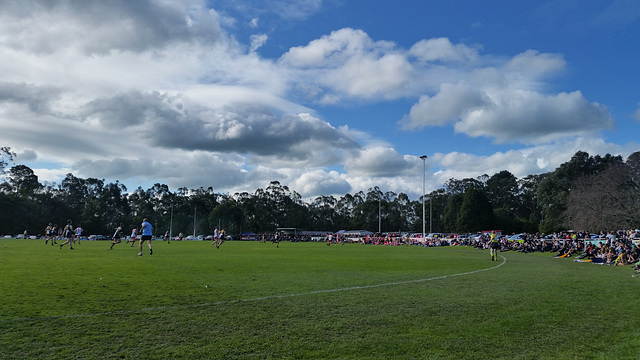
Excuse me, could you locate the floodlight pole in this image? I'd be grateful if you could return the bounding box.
[169,205,173,240]
[420,155,428,240]
[378,197,381,234]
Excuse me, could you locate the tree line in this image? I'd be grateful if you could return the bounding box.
[1,147,639,237]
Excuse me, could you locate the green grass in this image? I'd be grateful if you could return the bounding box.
[1,239,639,359]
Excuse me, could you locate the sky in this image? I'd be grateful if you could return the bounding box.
[1,0,639,201]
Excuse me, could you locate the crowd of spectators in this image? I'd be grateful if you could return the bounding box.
[267,229,640,271]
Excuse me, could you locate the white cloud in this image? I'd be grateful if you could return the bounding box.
[250,34,268,52]
[456,90,613,143]
[289,170,351,198]
[32,167,73,184]
[0,2,632,202]
[401,82,489,128]
[279,28,387,67]
[279,28,413,100]
[15,149,37,162]
[402,49,613,144]
[430,136,626,184]
[0,0,223,55]
[344,147,415,177]
[408,37,479,63]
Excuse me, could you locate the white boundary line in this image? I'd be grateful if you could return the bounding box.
[2,255,506,323]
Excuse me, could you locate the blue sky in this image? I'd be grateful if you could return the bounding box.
[1,0,639,200]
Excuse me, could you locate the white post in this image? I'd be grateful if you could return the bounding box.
[420,155,428,240]
[169,205,173,239]
[378,197,381,234]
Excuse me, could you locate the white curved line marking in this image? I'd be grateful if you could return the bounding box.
[2,255,506,323]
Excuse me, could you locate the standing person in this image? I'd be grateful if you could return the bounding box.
[490,230,500,261]
[74,224,83,244]
[163,229,170,244]
[138,218,153,256]
[59,220,75,250]
[129,227,137,247]
[108,224,124,250]
[273,232,280,248]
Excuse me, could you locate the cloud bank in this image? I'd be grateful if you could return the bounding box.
[0,0,630,201]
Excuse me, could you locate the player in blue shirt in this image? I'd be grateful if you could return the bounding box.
[138,218,153,256]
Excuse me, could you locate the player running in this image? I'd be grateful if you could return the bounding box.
[210,228,219,246]
[138,218,153,256]
[59,220,75,250]
[44,223,53,245]
[128,227,137,247]
[108,224,124,250]
[214,229,226,248]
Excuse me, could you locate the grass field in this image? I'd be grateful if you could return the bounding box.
[1,239,639,359]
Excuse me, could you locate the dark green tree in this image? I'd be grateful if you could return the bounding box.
[6,165,42,197]
[538,151,623,233]
[442,193,463,232]
[455,188,494,233]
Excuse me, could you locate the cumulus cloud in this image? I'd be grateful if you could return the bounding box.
[344,147,416,177]
[408,37,479,63]
[15,149,37,162]
[430,136,624,184]
[250,34,268,51]
[0,0,223,55]
[280,28,392,67]
[0,81,62,114]
[0,1,629,201]
[503,50,565,79]
[401,82,489,127]
[83,90,181,128]
[289,169,351,198]
[456,90,613,143]
[0,1,353,195]
[143,103,360,159]
[73,151,249,191]
[279,28,414,100]
[401,49,613,144]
